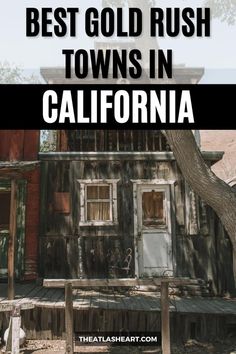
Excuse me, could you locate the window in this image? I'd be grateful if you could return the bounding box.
[142,190,166,227]
[78,179,119,226]
[86,185,111,222]
[0,191,11,232]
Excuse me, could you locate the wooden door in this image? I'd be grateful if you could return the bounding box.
[137,185,173,277]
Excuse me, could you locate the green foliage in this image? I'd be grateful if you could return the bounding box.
[0,62,40,84]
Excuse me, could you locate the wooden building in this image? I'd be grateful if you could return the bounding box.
[0,130,40,281]
[39,130,236,295]
[38,68,236,296]
[0,75,234,298]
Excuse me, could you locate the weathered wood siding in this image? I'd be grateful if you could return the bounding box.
[0,170,40,281]
[0,130,39,161]
[40,156,235,295]
[0,130,40,280]
[173,171,235,295]
[23,168,40,280]
[64,130,170,152]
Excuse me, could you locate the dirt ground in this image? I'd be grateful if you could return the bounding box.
[1,339,236,354]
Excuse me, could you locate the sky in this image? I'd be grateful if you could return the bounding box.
[0,0,235,82]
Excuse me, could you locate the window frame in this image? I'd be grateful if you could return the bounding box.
[78,179,119,226]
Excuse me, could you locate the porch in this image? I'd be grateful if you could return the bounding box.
[0,282,236,342]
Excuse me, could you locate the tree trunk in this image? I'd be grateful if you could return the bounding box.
[165,130,236,282]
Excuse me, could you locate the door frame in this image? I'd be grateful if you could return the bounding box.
[132,179,176,278]
[0,179,27,279]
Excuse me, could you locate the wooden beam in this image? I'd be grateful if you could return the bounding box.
[0,303,34,312]
[8,180,17,300]
[44,278,153,288]
[161,281,170,354]
[44,277,191,288]
[153,278,191,286]
[6,305,21,354]
[9,131,25,161]
[57,130,68,152]
[65,282,74,354]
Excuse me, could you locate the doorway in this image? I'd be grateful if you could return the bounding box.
[135,184,173,277]
[0,180,26,279]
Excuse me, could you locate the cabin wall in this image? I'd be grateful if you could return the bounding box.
[22,167,40,280]
[40,158,175,278]
[39,157,235,295]
[173,169,235,295]
[0,130,40,280]
[0,130,39,161]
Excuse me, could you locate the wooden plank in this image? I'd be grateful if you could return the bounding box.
[8,180,18,300]
[23,130,40,159]
[57,130,68,152]
[50,278,191,288]
[15,179,27,280]
[9,131,25,161]
[153,278,192,286]
[0,301,34,312]
[6,305,21,354]
[44,277,190,288]
[65,282,74,354]
[161,281,170,354]
[39,151,224,162]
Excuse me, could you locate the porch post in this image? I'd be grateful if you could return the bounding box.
[5,305,21,354]
[161,281,170,354]
[65,281,74,354]
[8,179,17,300]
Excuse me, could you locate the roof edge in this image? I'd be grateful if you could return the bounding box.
[39,151,224,163]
